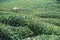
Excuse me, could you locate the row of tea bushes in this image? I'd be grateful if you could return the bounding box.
[23,35,60,40]
[0,15,28,27]
[34,18,60,26]
[0,23,33,40]
[41,18,60,26]
[27,20,60,35]
[36,12,60,19]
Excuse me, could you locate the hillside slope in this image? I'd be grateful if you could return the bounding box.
[0,0,60,40]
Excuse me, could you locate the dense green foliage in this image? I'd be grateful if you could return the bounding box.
[0,0,60,40]
[23,35,60,40]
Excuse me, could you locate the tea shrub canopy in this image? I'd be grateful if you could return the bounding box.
[0,0,60,40]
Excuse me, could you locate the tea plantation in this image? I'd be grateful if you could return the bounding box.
[0,0,60,40]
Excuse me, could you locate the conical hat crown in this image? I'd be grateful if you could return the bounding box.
[13,6,19,9]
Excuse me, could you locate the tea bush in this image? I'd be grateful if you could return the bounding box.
[57,0,60,3]
[0,30,11,40]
